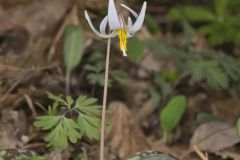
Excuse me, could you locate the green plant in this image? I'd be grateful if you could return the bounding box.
[185,60,229,90]
[0,150,6,160]
[84,52,128,87]
[145,38,240,91]
[168,0,240,46]
[64,24,84,94]
[34,92,104,149]
[160,95,187,143]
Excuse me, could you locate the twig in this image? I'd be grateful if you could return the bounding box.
[193,145,208,160]
[100,38,111,160]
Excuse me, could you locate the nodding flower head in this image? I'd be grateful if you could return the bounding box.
[84,0,147,57]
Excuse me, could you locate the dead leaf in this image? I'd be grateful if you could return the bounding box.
[135,99,154,123]
[0,0,72,39]
[107,101,150,159]
[190,122,240,152]
[0,109,27,148]
[211,99,240,124]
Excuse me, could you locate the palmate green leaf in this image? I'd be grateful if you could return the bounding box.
[64,25,84,71]
[48,101,59,115]
[46,92,67,106]
[77,106,102,116]
[185,60,229,90]
[44,117,82,149]
[62,118,82,143]
[75,96,98,107]
[66,96,74,107]
[34,116,60,130]
[45,119,68,149]
[160,95,187,142]
[77,115,100,140]
[127,37,145,62]
[206,66,229,90]
[217,54,240,81]
[110,70,128,85]
[87,73,107,86]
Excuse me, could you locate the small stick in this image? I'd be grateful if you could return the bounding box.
[100,38,111,160]
[193,145,208,160]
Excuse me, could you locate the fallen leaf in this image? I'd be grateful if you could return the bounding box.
[211,99,240,124]
[0,109,27,148]
[107,101,150,159]
[190,122,240,152]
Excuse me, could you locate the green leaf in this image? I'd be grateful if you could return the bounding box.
[75,96,98,107]
[185,60,229,90]
[34,116,60,130]
[145,14,161,34]
[215,0,229,20]
[237,118,240,137]
[66,96,74,107]
[46,92,67,105]
[45,119,68,149]
[63,118,82,143]
[160,95,187,142]
[183,21,194,46]
[48,101,59,115]
[127,37,144,61]
[168,6,216,22]
[110,70,128,85]
[64,25,84,71]
[217,54,240,81]
[196,112,219,125]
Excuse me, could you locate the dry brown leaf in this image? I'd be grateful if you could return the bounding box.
[0,0,72,39]
[215,149,240,160]
[0,109,27,148]
[190,122,240,152]
[211,99,240,124]
[135,99,154,123]
[107,101,150,159]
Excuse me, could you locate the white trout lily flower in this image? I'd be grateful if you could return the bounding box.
[84,0,147,57]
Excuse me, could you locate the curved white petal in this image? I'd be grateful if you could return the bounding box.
[127,32,134,38]
[129,1,147,33]
[100,15,108,34]
[108,0,122,30]
[84,11,117,38]
[127,17,133,28]
[121,4,138,18]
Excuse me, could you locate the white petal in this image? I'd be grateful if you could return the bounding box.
[129,1,147,33]
[127,32,134,38]
[108,0,122,30]
[84,11,117,38]
[128,17,133,28]
[121,4,138,18]
[100,15,108,34]
[122,49,127,56]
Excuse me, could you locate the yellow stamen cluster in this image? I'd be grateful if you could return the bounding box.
[117,29,127,52]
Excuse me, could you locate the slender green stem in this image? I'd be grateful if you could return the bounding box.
[65,69,71,95]
[162,131,168,144]
[100,38,111,160]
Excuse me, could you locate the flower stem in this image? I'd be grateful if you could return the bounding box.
[100,38,111,160]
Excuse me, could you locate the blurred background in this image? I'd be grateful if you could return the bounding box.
[0,0,240,159]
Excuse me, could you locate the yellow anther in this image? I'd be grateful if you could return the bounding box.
[117,29,127,52]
